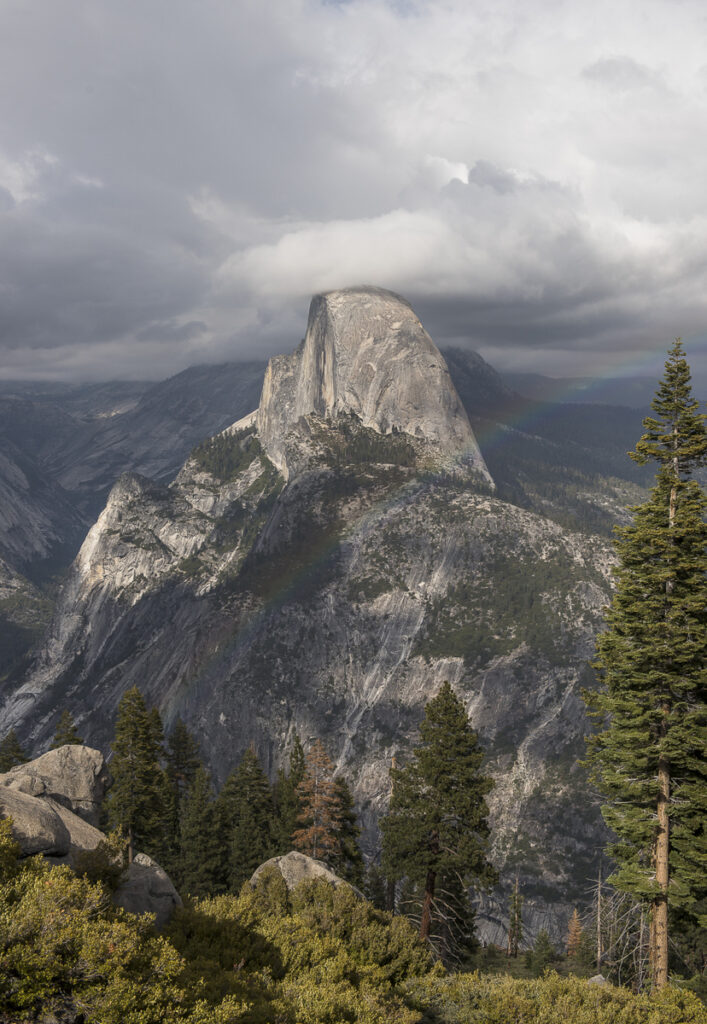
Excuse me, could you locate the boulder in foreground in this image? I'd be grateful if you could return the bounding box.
[0,743,109,826]
[250,850,364,897]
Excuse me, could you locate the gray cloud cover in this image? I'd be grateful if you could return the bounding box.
[0,0,706,386]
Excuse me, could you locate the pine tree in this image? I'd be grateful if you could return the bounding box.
[217,746,275,891]
[272,734,306,853]
[567,908,583,958]
[292,739,341,862]
[179,765,223,896]
[532,929,557,977]
[104,687,166,863]
[0,729,29,771]
[162,717,202,875]
[165,718,202,804]
[49,710,83,749]
[507,876,523,958]
[585,340,707,989]
[329,777,365,886]
[380,681,496,946]
[364,863,388,910]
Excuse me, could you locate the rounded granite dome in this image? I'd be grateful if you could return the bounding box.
[255,286,492,482]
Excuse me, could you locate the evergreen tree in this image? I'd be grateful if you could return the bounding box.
[567,908,583,958]
[531,929,557,977]
[381,682,496,946]
[506,876,523,958]
[165,718,202,803]
[0,729,29,771]
[49,710,83,749]
[104,687,166,863]
[585,340,707,989]
[272,734,306,852]
[292,739,341,862]
[364,863,388,911]
[162,717,202,875]
[576,927,597,975]
[330,777,365,886]
[178,765,223,896]
[217,746,275,891]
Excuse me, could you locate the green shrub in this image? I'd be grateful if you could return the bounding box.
[73,829,127,890]
[406,971,707,1024]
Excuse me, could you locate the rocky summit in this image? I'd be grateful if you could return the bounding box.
[254,286,491,482]
[0,287,616,942]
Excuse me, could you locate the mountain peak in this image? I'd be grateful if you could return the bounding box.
[255,286,492,482]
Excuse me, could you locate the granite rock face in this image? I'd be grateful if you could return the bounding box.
[256,287,491,482]
[0,744,110,827]
[250,851,360,895]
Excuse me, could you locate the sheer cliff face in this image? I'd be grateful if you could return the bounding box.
[256,287,490,482]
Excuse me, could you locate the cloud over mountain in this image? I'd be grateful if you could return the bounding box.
[0,0,705,385]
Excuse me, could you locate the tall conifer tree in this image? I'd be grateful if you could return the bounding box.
[217,746,275,891]
[507,876,523,958]
[273,734,306,852]
[381,682,496,946]
[162,717,202,874]
[585,340,707,988]
[330,777,365,886]
[105,687,166,863]
[165,718,202,804]
[179,765,223,896]
[292,739,341,861]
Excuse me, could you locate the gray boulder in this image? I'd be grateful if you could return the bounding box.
[43,798,107,866]
[0,785,70,856]
[250,850,363,897]
[0,744,109,826]
[114,852,182,929]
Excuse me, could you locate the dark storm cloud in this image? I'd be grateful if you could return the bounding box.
[0,0,706,384]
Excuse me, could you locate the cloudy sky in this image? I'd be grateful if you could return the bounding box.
[1,0,706,387]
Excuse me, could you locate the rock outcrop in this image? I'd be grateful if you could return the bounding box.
[0,744,110,826]
[0,746,181,927]
[255,286,491,482]
[0,786,71,857]
[250,851,362,896]
[114,853,182,929]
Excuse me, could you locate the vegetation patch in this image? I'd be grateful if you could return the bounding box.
[191,424,261,482]
[415,555,586,666]
[314,414,419,469]
[347,574,396,602]
[406,970,707,1024]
